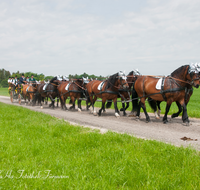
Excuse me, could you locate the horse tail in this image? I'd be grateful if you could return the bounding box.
[147,97,157,112]
[106,100,112,108]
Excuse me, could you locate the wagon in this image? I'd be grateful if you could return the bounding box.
[9,84,23,104]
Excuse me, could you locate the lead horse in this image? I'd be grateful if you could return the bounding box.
[86,71,129,117]
[134,65,200,125]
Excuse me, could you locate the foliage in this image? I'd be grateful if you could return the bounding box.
[69,72,106,80]
[0,68,106,87]
[0,69,11,87]
[0,102,200,189]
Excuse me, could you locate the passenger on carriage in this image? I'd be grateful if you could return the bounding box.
[19,74,26,86]
[26,76,30,82]
[29,75,36,83]
[7,76,12,84]
[12,76,18,91]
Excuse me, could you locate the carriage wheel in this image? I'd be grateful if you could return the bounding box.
[18,94,21,105]
[10,91,14,103]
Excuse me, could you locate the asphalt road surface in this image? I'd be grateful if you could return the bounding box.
[1,95,200,150]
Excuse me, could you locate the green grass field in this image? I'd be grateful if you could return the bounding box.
[1,87,200,118]
[0,102,200,189]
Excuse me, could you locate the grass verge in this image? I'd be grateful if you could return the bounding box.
[0,102,200,189]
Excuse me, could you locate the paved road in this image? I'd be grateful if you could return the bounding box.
[1,95,200,150]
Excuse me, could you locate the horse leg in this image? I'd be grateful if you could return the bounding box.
[156,101,161,117]
[140,99,150,122]
[69,97,75,110]
[130,89,139,116]
[77,99,82,112]
[181,102,189,125]
[89,95,97,115]
[163,103,171,124]
[98,99,106,116]
[113,98,120,117]
[28,95,31,105]
[39,95,43,109]
[57,97,59,107]
[45,97,48,105]
[171,101,182,118]
[121,102,126,116]
[122,102,129,116]
[148,97,160,119]
[49,95,55,109]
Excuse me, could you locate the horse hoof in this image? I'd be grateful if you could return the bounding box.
[183,121,190,126]
[163,120,168,124]
[158,110,161,117]
[128,112,137,117]
[135,116,140,121]
[93,111,97,116]
[41,106,43,109]
[78,108,82,112]
[115,113,120,118]
[25,103,27,106]
[123,113,127,117]
[103,110,106,113]
[156,117,160,119]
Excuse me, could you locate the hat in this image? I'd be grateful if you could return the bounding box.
[11,76,14,78]
[21,73,24,76]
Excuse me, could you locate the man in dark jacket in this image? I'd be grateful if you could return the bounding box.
[19,74,26,86]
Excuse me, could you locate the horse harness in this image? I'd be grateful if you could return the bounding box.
[141,76,193,101]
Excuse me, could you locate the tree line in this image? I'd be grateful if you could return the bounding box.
[0,69,106,87]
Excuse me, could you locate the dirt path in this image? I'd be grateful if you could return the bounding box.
[1,95,200,150]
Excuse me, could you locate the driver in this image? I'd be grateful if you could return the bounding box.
[18,74,26,88]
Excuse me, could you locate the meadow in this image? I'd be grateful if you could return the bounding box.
[0,102,200,189]
[1,87,200,118]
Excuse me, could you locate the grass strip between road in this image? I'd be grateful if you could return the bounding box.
[0,102,200,189]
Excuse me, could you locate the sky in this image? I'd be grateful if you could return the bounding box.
[0,0,200,77]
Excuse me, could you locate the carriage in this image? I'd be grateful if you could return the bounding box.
[9,84,23,104]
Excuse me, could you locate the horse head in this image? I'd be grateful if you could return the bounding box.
[127,69,141,88]
[171,64,200,88]
[187,64,200,88]
[82,77,90,88]
[117,71,129,89]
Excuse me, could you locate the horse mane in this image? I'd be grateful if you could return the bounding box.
[105,73,118,90]
[128,71,134,76]
[170,65,188,77]
[50,76,57,83]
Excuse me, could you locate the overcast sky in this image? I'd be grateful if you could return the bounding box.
[0,0,200,77]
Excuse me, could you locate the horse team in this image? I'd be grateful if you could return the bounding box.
[18,64,200,126]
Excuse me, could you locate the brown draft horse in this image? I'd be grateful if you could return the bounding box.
[86,71,129,117]
[134,65,200,125]
[148,87,193,119]
[106,70,139,116]
[58,78,88,111]
[22,83,38,105]
[36,79,60,109]
[118,70,140,116]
